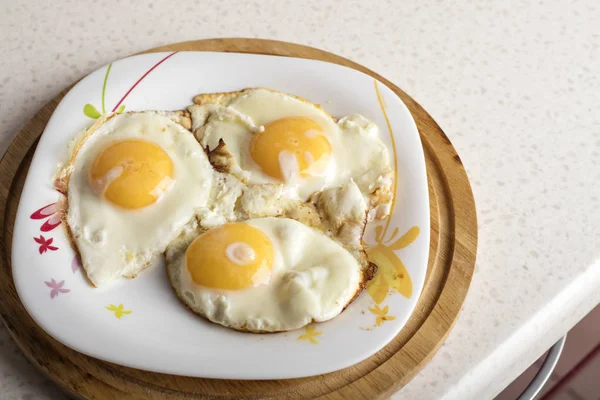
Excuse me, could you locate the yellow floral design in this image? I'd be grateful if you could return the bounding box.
[297,325,322,344]
[105,304,132,319]
[365,81,420,305]
[364,226,419,303]
[369,304,396,326]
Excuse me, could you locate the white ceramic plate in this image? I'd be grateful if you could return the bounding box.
[12,51,429,380]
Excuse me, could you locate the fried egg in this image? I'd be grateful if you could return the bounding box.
[188,88,394,219]
[57,111,219,286]
[166,217,368,332]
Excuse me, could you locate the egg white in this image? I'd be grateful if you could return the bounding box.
[166,217,363,332]
[66,112,215,286]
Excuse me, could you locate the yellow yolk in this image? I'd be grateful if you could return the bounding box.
[186,223,274,290]
[89,139,174,209]
[250,117,332,180]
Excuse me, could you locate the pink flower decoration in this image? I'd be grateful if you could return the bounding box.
[34,235,58,254]
[72,255,81,273]
[45,279,70,299]
[30,203,62,232]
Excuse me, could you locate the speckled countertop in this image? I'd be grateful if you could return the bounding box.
[1,1,599,399]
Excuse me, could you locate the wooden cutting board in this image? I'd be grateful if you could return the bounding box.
[0,38,477,400]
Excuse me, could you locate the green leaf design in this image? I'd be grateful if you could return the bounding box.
[116,105,126,114]
[83,104,101,119]
[102,63,112,114]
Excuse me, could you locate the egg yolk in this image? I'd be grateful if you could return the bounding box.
[250,117,332,181]
[186,223,274,290]
[89,139,174,209]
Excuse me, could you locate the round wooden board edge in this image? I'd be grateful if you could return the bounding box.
[0,38,477,400]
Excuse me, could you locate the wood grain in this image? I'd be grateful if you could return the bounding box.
[0,39,477,400]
